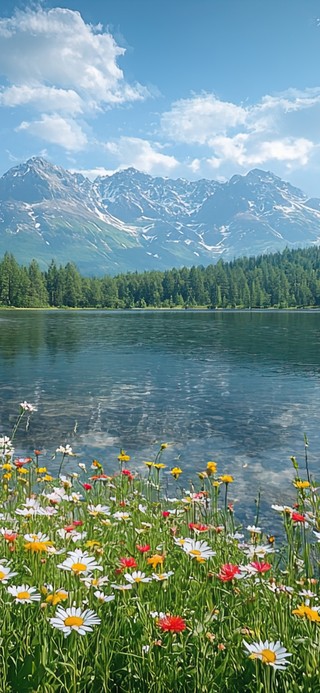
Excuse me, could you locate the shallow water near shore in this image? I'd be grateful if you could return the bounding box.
[0,309,319,526]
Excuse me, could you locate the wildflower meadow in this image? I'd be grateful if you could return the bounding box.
[0,403,319,692]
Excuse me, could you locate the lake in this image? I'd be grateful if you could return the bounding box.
[0,309,319,525]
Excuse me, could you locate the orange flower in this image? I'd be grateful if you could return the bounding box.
[147,554,164,569]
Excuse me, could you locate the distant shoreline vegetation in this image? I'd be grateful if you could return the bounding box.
[1,246,320,309]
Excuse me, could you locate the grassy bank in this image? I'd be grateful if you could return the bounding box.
[0,406,319,692]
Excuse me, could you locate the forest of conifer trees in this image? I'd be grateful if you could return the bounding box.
[1,246,320,309]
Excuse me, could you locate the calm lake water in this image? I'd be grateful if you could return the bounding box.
[0,309,319,524]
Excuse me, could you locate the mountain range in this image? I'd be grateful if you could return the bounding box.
[0,157,320,275]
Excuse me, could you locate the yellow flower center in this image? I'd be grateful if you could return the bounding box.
[134,576,142,582]
[0,571,6,580]
[261,649,276,664]
[71,562,87,573]
[17,591,30,600]
[190,549,201,556]
[64,616,84,627]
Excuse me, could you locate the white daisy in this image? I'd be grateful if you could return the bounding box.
[313,530,320,542]
[113,511,130,521]
[81,575,109,589]
[124,571,152,584]
[20,401,37,412]
[247,525,262,534]
[8,584,41,603]
[152,571,174,581]
[57,549,102,575]
[0,563,17,583]
[110,583,132,591]
[49,606,100,637]
[243,544,275,560]
[243,639,292,670]
[87,504,110,516]
[93,591,115,603]
[182,538,216,561]
[56,445,74,456]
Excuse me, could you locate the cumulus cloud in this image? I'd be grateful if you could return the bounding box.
[161,93,247,144]
[0,6,148,150]
[161,89,320,172]
[103,137,179,174]
[17,114,88,151]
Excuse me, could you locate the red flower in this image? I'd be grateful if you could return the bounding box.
[217,563,240,582]
[122,469,133,480]
[82,483,92,490]
[119,500,127,507]
[162,511,170,518]
[136,544,151,553]
[188,523,209,532]
[250,561,271,573]
[157,615,186,633]
[64,524,75,533]
[14,457,31,468]
[73,520,83,527]
[3,532,18,543]
[291,512,306,523]
[119,557,137,569]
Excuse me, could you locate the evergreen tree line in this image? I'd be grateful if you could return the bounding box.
[1,246,320,309]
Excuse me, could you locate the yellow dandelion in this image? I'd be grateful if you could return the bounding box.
[293,480,310,489]
[154,463,166,470]
[207,461,217,474]
[36,467,47,473]
[292,604,320,622]
[170,467,182,479]
[17,467,29,475]
[147,554,164,569]
[219,474,234,484]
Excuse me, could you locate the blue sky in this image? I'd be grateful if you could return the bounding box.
[1,1,320,193]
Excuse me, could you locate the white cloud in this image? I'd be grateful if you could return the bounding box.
[103,137,179,174]
[70,167,116,180]
[17,114,88,151]
[0,6,148,151]
[0,7,147,106]
[0,85,83,114]
[161,93,247,144]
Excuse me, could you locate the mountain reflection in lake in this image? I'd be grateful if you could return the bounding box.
[0,309,319,525]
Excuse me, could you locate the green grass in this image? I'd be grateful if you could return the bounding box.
[0,409,318,692]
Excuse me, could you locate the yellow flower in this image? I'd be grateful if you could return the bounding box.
[212,481,221,488]
[17,467,29,475]
[92,459,102,469]
[36,467,47,473]
[85,540,101,548]
[42,474,54,482]
[292,604,320,622]
[147,554,164,569]
[3,473,12,481]
[24,533,53,553]
[170,467,182,479]
[2,463,13,471]
[144,461,154,468]
[293,480,310,489]
[154,463,166,470]
[45,590,68,606]
[118,450,130,462]
[160,443,168,450]
[219,474,234,484]
[207,461,217,474]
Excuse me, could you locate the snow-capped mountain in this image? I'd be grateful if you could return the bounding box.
[1,157,320,274]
